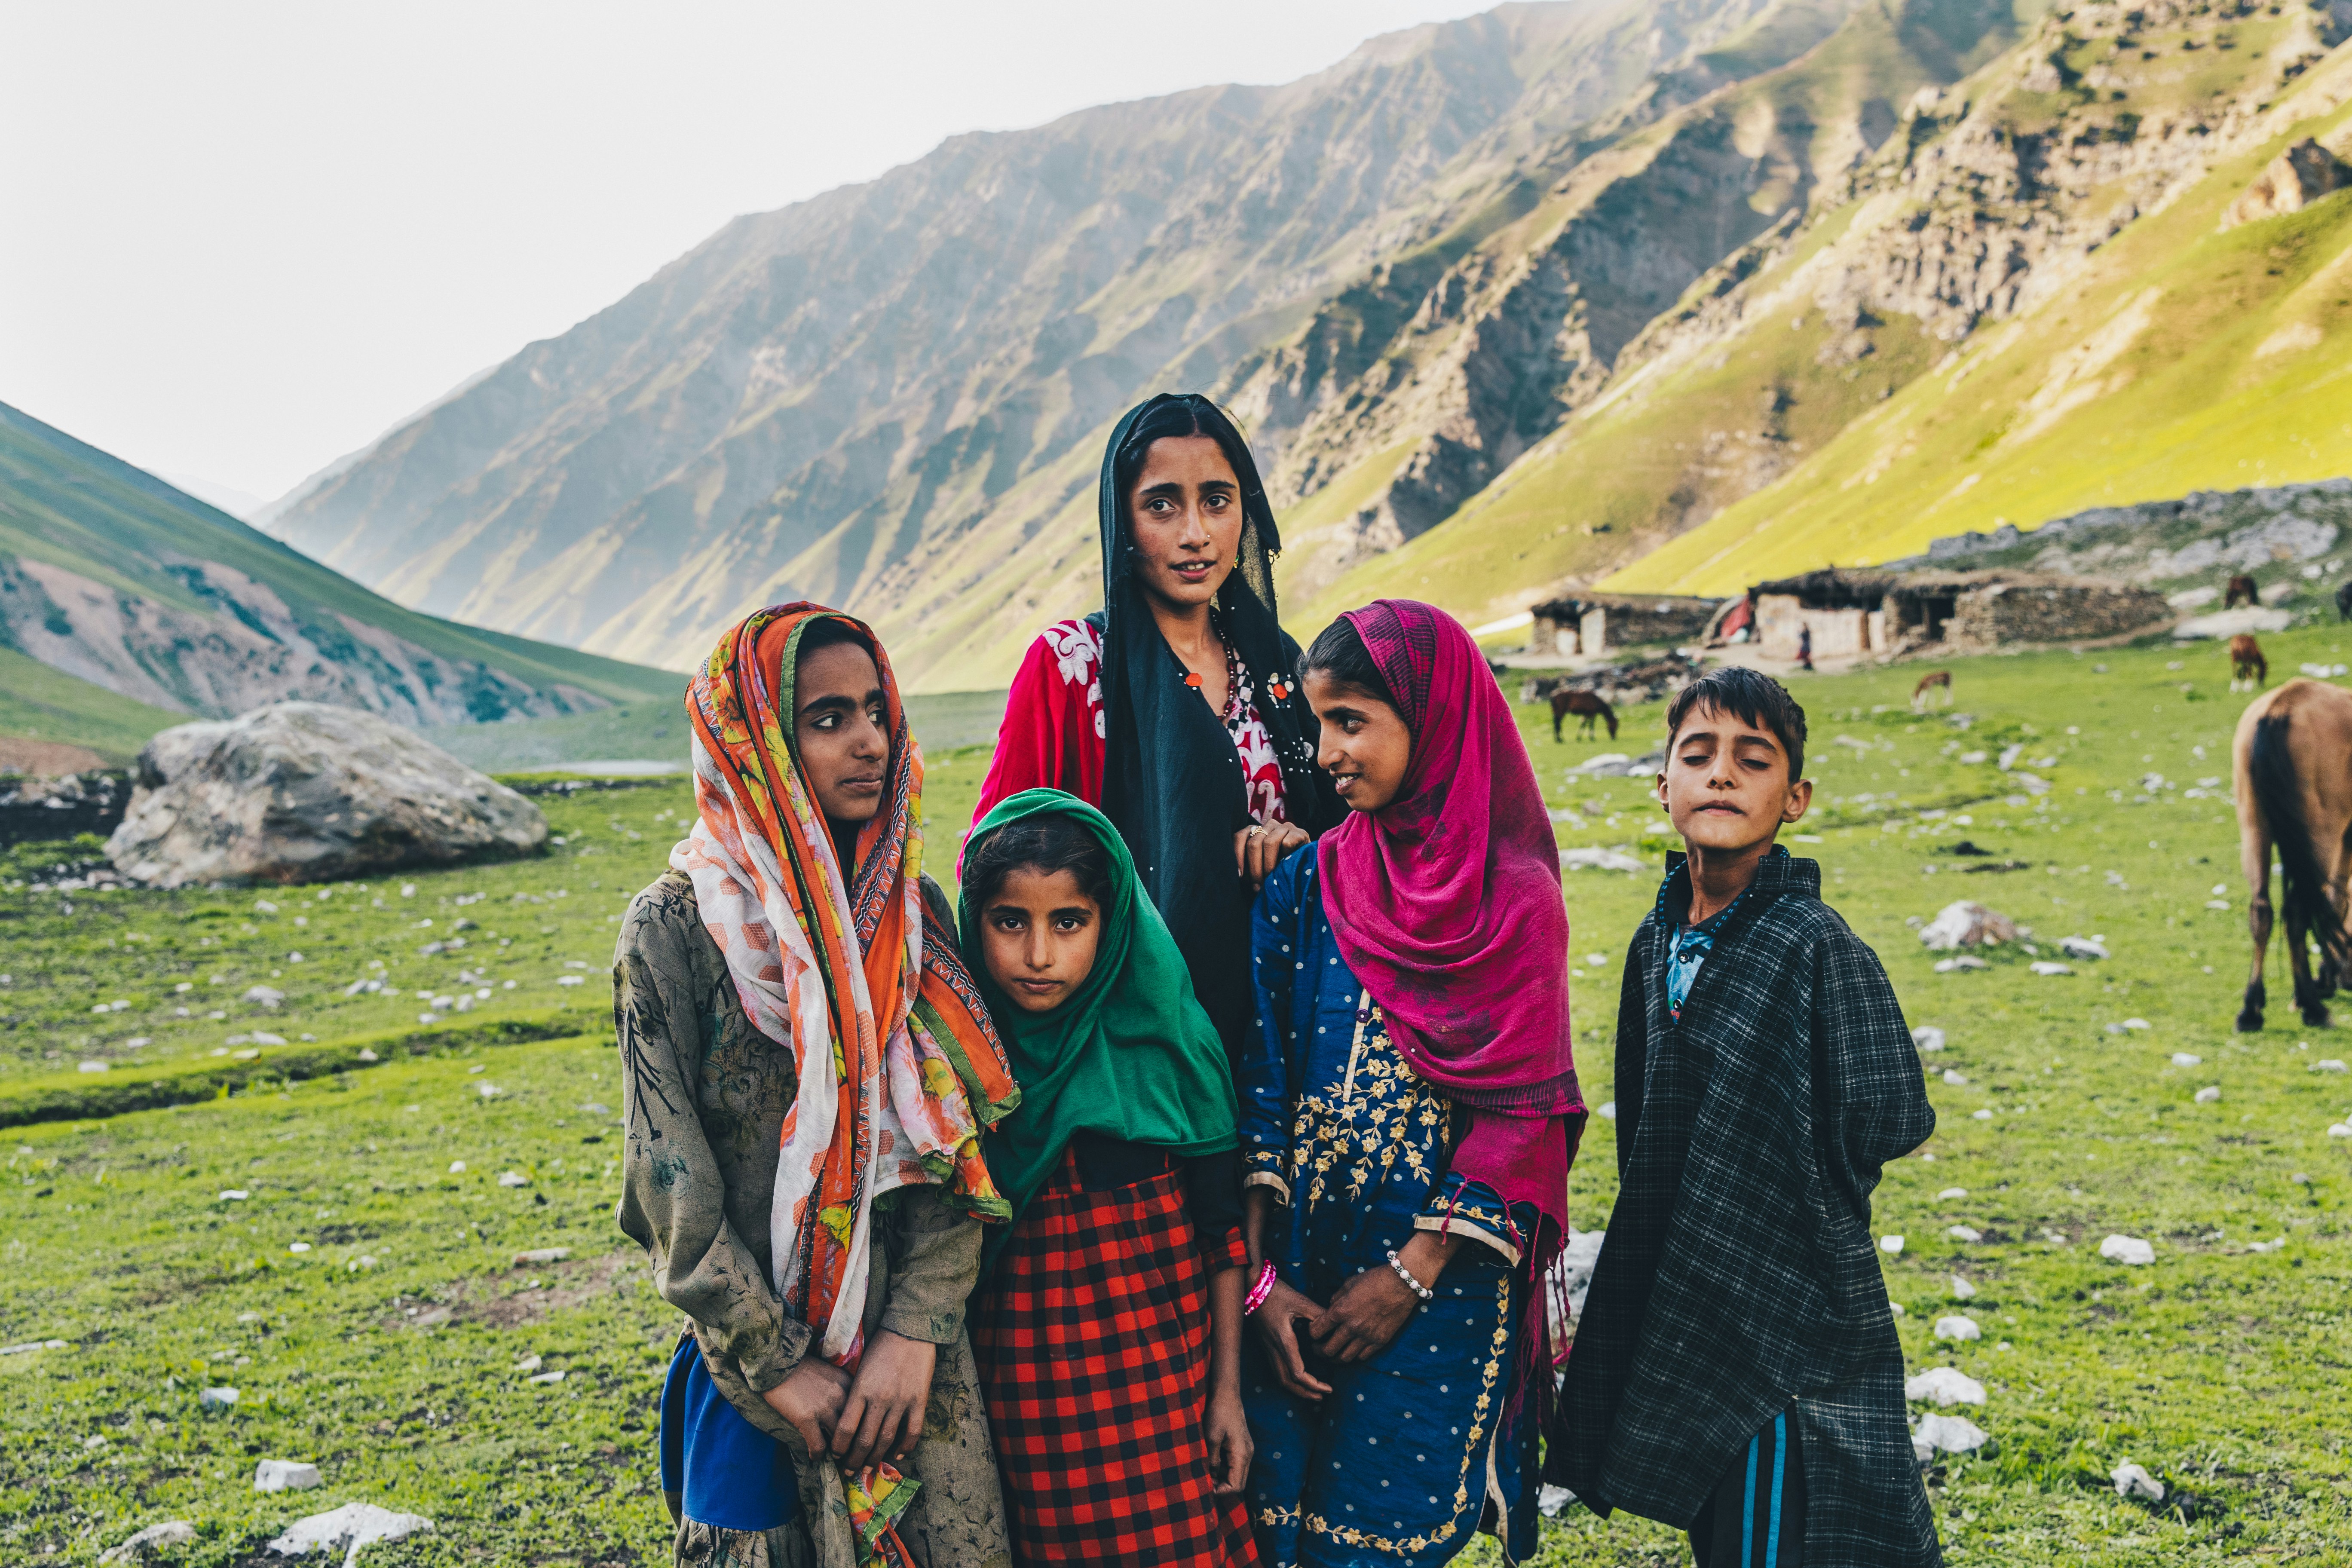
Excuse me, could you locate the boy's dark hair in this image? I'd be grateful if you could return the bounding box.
[964,815,1115,914]
[1663,666,1807,780]
[1298,616,1398,709]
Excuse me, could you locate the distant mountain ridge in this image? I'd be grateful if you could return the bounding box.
[0,400,678,734]
[260,0,2352,686]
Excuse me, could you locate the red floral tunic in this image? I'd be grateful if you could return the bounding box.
[972,619,1287,841]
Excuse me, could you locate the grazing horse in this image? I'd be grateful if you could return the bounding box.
[2225,574,2261,609]
[1911,670,1951,709]
[2233,679,2352,1030]
[2230,634,2268,692]
[1551,689,1619,741]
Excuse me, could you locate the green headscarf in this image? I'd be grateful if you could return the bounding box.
[958,789,1237,1272]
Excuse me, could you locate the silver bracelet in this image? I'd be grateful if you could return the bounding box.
[1384,1248,1434,1304]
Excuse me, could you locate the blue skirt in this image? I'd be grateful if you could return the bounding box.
[659,1333,797,1534]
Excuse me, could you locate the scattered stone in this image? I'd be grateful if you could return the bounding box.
[288,1242,311,1255]
[2176,606,2294,639]
[1881,1235,1905,1255]
[1937,1187,1968,1200]
[356,1049,379,1063]
[1918,901,2016,951]
[251,1032,287,1047]
[0,1338,67,1356]
[1556,1228,1605,1319]
[476,1083,501,1099]
[2316,1059,2349,1073]
[1912,1412,1989,1458]
[497,1171,528,1188]
[1596,1101,1616,1120]
[527,1370,566,1385]
[264,1501,433,1564]
[1933,1314,1981,1341]
[218,1190,248,1201]
[109,702,548,887]
[2219,137,2349,230]
[1947,1225,1983,1243]
[1941,1069,1968,1086]
[1904,1367,1987,1407]
[1559,847,1645,873]
[2030,961,2073,976]
[2248,1237,2286,1253]
[254,1458,322,1491]
[580,1102,610,1115]
[2111,1460,2165,1502]
[2100,1234,2156,1266]
[99,1521,196,1563]
[198,1386,239,1412]
[1950,1274,1977,1300]
[2326,1122,2351,1138]
[1935,956,1989,973]
[513,1354,543,1374]
[1537,1484,1576,1518]
[557,975,585,987]
[2120,1018,2151,1031]
[511,1247,571,1265]
[448,1161,466,1173]
[2171,1053,2202,1067]
[2195,1086,2222,1103]
[77,1060,109,1074]
[1972,1108,1993,1120]
[2057,936,2108,960]
[1912,1026,1946,1053]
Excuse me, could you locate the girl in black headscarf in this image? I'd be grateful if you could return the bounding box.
[971,393,1339,1056]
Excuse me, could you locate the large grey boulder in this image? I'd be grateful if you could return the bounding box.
[107,702,546,887]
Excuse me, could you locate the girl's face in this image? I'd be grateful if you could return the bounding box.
[1126,435,1243,612]
[793,640,891,826]
[979,865,1104,1014]
[1304,670,1413,813]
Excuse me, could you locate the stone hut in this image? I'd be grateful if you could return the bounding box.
[1747,568,2170,659]
[1528,593,1724,656]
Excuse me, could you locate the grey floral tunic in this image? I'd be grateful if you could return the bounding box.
[614,869,1012,1568]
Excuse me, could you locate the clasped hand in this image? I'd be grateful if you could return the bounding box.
[1247,1264,1424,1402]
[1234,821,1311,891]
[760,1329,936,1471]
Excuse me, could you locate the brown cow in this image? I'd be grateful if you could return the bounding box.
[2231,634,2268,692]
[2225,574,2261,609]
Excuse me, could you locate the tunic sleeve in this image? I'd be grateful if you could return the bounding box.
[876,1185,983,1347]
[614,888,812,1392]
[1412,1173,1538,1266]
[1240,849,1307,1201]
[970,626,1106,843]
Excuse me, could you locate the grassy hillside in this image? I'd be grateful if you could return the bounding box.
[0,652,182,767]
[8,636,2352,1562]
[1305,3,2352,619]
[0,401,680,718]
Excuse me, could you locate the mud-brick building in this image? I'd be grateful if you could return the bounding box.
[1529,592,1723,656]
[1746,569,2170,659]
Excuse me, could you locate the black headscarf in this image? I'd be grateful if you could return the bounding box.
[1088,393,1341,1054]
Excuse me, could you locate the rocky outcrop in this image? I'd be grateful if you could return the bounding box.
[1901,478,2352,591]
[2220,137,2350,228]
[0,770,130,847]
[107,702,547,887]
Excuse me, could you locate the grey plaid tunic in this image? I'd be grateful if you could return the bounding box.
[1550,851,1941,1568]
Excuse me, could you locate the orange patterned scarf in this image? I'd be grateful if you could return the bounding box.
[674,603,1017,1367]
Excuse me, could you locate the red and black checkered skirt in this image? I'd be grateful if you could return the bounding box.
[972,1148,1257,1566]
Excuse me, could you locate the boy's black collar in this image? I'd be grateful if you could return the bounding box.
[1657,843,1818,922]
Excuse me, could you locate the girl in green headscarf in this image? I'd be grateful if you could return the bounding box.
[959,789,1259,1566]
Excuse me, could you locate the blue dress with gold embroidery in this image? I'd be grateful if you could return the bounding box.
[1239,846,1541,1568]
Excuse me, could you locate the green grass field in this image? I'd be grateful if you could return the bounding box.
[7,633,2352,1565]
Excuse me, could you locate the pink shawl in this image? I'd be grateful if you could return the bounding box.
[1317,599,1583,1249]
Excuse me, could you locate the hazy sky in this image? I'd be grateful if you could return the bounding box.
[2,1,1495,509]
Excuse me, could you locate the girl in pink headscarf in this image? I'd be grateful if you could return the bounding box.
[1235,599,1585,1568]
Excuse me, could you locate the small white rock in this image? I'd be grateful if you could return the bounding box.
[2120,1018,2151,1031]
[2111,1461,2165,1502]
[1537,1483,1576,1518]
[1950,1274,1977,1299]
[218,1190,249,1202]
[1933,1314,1981,1341]
[1972,1109,1993,1121]
[2030,961,2073,976]
[2100,1234,2156,1266]
[1904,1367,1987,1407]
[1914,1412,1990,1454]
[527,1369,566,1385]
[1912,1026,1947,1053]
[100,1520,196,1563]
[512,1247,571,1265]
[2171,1052,2202,1067]
[198,1386,239,1411]
[264,1501,432,1561]
[2058,935,2110,960]
[254,1458,322,1491]
[1941,1069,1969,1086]
[2316,1059,2349,1073]
[476,1083,501,1099]
[1596,1101,1616,1121]
[356,1048,379,1063]
[1937,1187,1968,1200]
[2327,1123,2352,1139]
[1947,1225,1983,1243]
[287,1242,311,1254]
[497,1171,529,1188]
[77,1060,109,1074]
[2195,1086,2221,1103]
[513,1354,543,1374]
[1880,1234,1905,1255]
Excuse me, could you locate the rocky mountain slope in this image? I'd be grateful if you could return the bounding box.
[267,0,2058,688]
[1345,0,2352,611]
[0,401,677,738]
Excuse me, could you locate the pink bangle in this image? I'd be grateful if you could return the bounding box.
[1241,1259,1278,1316]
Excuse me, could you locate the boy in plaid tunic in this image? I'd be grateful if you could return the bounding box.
[1551,668,1941,1568]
